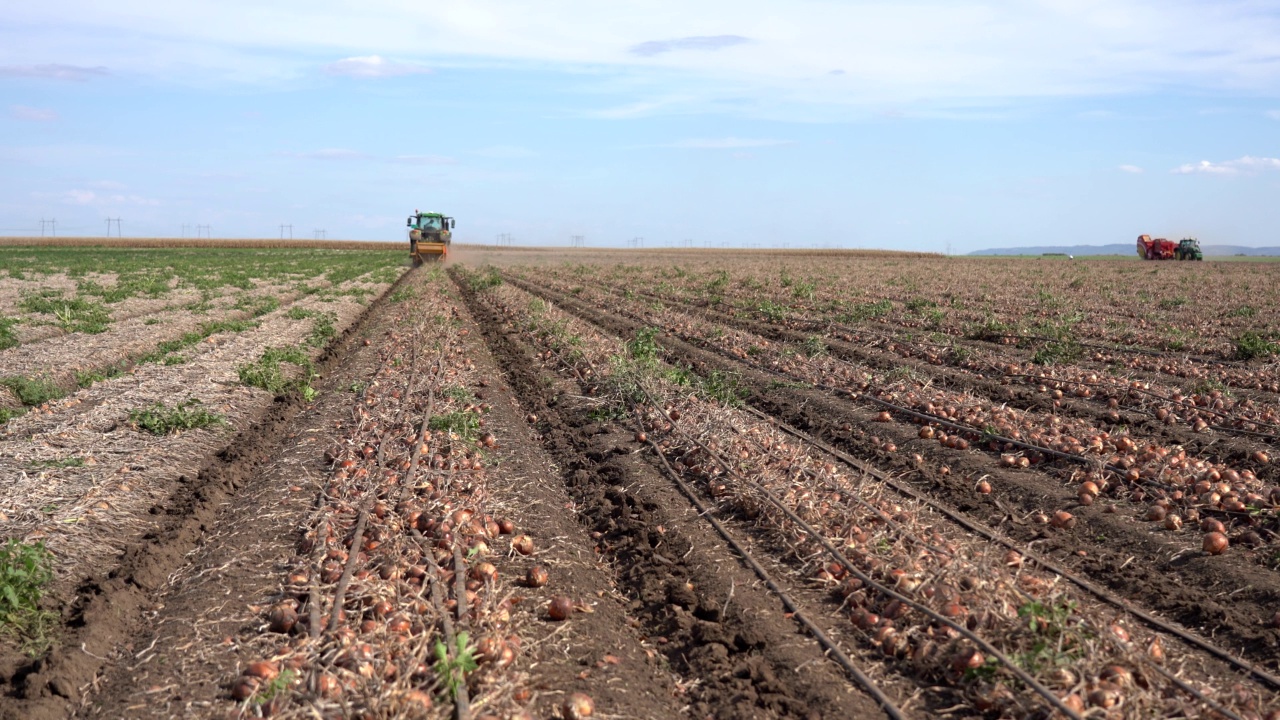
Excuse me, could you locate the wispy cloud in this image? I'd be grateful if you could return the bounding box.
[323,55,431,78]
[59,189,159,206]
[392,154,457,165]
[666,137,793,149]
[1171,156,1280,175]
[1118,164,1144,174]
[1267,110,1280,120]
[629,35,752,57]
[474,145,537,159]
[0,64,109,81]
[281,148,367,160]
[9,105,58,122]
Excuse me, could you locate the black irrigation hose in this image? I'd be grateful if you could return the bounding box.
[635,419,908,720]
[740,404,1280,695]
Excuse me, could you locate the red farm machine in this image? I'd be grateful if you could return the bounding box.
[1137,235,1202,261]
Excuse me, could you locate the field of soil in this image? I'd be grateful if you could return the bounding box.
[2,245,1279,720]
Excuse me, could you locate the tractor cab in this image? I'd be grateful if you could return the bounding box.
[1176,238,1203,261]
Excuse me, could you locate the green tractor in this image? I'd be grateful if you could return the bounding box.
[407,210,454,266]
[1175,237,1203,261]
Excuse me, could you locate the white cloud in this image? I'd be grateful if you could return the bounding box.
[282,148,367,160]
[57,189,159,206]
[9,105,58,121]
[1118,164,1143,173]
[392,154,457,165]
[0,63,108,81]
[667,137,794,149]
[1171,156,1280,175]
[474,145,537,159]
[10,1,1280,112]
[323,55,431,78]
[629,35,752,57]
[1267,110,1280,120]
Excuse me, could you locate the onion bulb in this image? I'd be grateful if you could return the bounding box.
[563,692,595,719]
[1202,531,1228,555]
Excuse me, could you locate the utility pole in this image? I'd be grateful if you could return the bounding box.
[280,224,293,240]
[39,218,57,237]
[569,235,584,248]
[181,224,189,239]
[197,224,211,239]
[105,218,121,237]
[313,229,326,240]
[628,236,644,248]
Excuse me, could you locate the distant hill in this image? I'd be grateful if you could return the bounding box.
[969,244,1280,257]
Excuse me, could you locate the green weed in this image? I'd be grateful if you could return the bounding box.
[0,317,18,350]
[0,539,56,655]
[129,398,226,434]
[434,632,478,699]
[0,376,64,406]
[1235,331,1280,360]
[237,347,317,398]
[429,410,481,440]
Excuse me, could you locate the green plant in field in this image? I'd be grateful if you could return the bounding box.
[129,398,226,434]
[1235,331,1280,360]
[627,327,661,366]
[442,385,474,403]
[0,539,56,654]
[429,410,481,440]
[792,280,817,300]
[1229,305,1257,319]
[388,286,417,303]
[841,300,892,323]
[1032,338,1083,365]
[0,316,18,350]
[0,376,65,407]
[1158,296,1188,310]
[904,297,936,313]
[705,270,729,294]
[19,294,111,334]
[252,668,296,704]
[29,457,85,469]
[237,346,316,398]
[434,632,478,699]
[465,267,503,291]
[756,300,789,323]
[234,294,280,318]
[698,370,743,407]
[800,335,827,358]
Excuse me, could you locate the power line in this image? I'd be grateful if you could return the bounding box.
[279,224,293,240]
[569,235,585,248]
[39,218,56,237]
[313,229,326,240]
[197,224,211,239]
[105,218,122,237]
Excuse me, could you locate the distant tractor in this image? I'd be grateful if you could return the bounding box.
[1175,237,1203,261]
[1137,234,1202,261]
[407,210,454,266]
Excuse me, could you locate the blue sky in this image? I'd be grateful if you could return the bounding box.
[3,1,1280,252]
